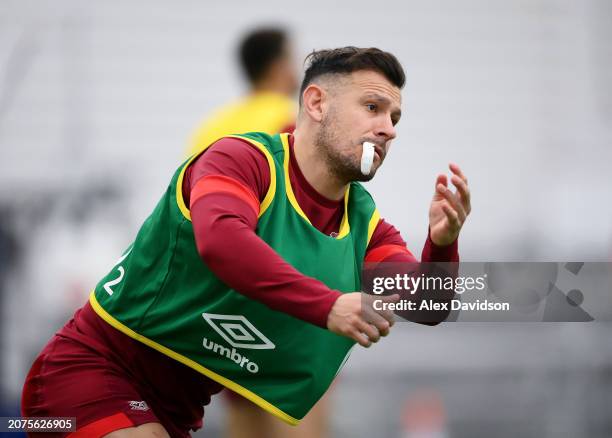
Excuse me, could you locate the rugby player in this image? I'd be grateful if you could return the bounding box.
[22,46,470,438]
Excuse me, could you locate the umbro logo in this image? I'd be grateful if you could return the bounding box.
[201,313,275,350]
[129,401,149,411]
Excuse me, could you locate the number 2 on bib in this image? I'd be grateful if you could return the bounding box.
[103,246,133,296]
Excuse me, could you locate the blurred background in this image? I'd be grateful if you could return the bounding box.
[1,0,611,437]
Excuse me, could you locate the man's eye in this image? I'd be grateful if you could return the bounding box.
[366,104,377,111]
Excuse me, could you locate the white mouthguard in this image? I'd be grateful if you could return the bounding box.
[361,142,375,175]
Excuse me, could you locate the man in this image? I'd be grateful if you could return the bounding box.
[187,27,298,157]
[22,47,471,438]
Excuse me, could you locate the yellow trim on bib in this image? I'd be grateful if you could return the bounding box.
[176,135,277,221]
[366,209,380,246]
[279,133,350,239]
[89,292,299,426]
[337,190,351,239]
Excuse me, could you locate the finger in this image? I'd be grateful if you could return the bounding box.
[433,174,448,195]
[382,293,400,303]
[376,294,399,326]
[373,315,391,336]
[441,203,460,229]
[439,186,466,223]
[449,163,468,184]
[356,319,381,344]
[379,322,390,337]
[364,304,394,326]
[351,329,372,348]
[450,174,471,214]
[363,309,391,336]
[442,182,467,222]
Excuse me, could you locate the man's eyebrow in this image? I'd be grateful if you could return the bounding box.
[363,93,391,103]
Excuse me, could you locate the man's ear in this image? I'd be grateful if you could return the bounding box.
[301,83,326,123]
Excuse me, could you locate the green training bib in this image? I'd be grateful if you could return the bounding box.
[91,132,380,424]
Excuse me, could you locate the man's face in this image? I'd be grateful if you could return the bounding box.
[314,70,402,182]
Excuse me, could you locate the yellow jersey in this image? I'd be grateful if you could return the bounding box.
[187,91,296,157]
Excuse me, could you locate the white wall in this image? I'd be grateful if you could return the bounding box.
[1,0,610,260]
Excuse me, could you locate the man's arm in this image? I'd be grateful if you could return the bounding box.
[364,220,458,325]
[363,162,471,325]
[365,219,459,264]
[186,138,342,328]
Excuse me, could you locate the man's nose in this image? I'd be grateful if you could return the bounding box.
[374,115,396,141]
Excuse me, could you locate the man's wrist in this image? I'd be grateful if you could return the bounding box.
[423,229,459,262]
[321,291,343,329]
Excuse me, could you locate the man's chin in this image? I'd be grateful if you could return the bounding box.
[333,160,381,183]
[351,167,378,182]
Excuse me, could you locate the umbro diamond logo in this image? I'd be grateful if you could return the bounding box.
[129,401,149,411]
[201,313,275,350]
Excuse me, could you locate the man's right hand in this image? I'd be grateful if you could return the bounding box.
[326,292,400,347]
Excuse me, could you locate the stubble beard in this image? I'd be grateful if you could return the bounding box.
[314,109,376,183]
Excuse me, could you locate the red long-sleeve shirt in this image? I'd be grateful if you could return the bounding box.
[183,135,459,328]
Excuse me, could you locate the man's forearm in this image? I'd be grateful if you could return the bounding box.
[365,231,459,325]
[192,192,341,328]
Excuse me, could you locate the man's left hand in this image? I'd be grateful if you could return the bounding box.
[428,163,471,246]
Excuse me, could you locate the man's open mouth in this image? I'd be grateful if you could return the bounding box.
[373,144,384,160]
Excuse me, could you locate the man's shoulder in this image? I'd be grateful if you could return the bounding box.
[184,135,274,202]
[197,134,275,168]
[228,132,286,156]
[198,133,277,157]
[230,131,276,144]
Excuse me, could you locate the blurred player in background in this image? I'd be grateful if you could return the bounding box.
[189,27,330,438]
[187,28,298,157]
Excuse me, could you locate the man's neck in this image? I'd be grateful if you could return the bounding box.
[291,130,348,201]
[251,77,291,97]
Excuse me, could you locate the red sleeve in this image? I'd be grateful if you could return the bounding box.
[365,219,459,263]
[183,138,341,328]
[364,219,459,325]
[421,230,459,262]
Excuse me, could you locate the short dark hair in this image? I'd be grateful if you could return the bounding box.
[299,47,405,102]
[239,28,288,84]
